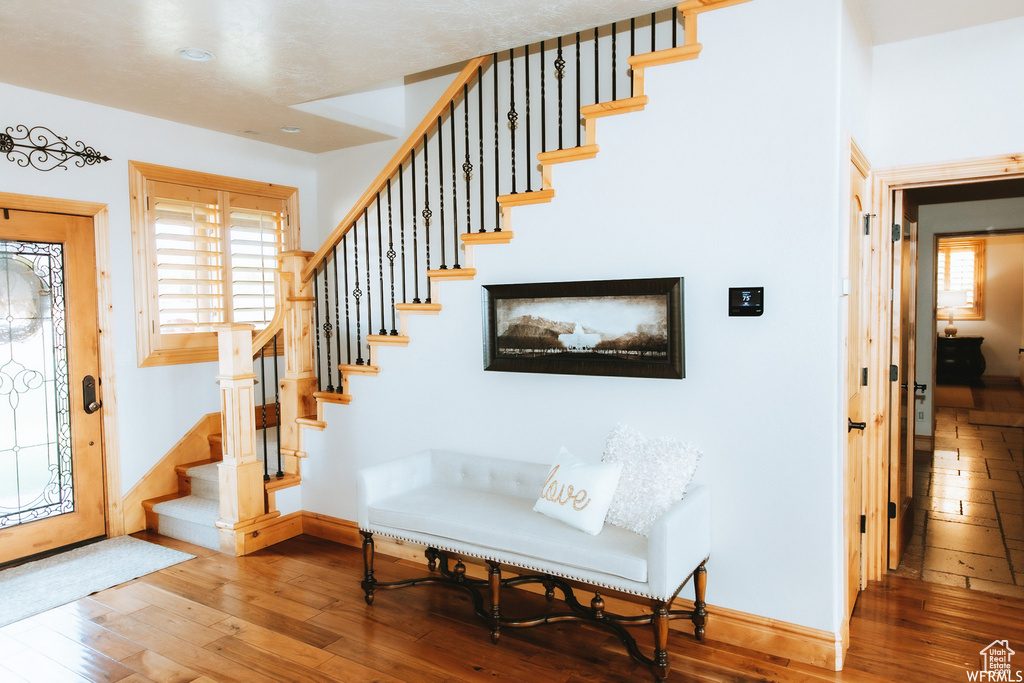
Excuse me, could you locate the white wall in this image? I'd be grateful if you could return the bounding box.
[914,198,1024,434]
[304,0,846,634]
[0,83,318,492]
[869,16,1024,168]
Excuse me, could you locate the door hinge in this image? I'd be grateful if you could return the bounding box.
[888,501,897,519]
[890,365,898,381]
[2,208,8,220]
[860,515,866,533]
[146,196,150,211]
[892,224,902,242]
[861,367,868,386]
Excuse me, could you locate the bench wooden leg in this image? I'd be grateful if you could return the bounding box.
[487,560,501,643]
[692,561,708,642]
[360,531,376,605]
[652,601,670,680]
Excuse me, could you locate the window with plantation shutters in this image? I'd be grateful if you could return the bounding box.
[129,162,298,367]
[936,238,984,320]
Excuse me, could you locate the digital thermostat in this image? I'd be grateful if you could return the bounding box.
[729,287,763,316]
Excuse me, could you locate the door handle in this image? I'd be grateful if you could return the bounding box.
[914,382,927,393]
[848,418,867,432]
[83,375,102,414]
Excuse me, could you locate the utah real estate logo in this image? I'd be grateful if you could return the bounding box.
[969,640,1022,682]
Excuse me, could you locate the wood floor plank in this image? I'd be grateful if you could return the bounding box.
[5,533,1021,682]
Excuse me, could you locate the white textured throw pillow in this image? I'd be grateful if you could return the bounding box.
[603,424,702,536]
[533,447,623,535]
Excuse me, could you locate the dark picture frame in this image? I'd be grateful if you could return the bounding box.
[481,277,684,379]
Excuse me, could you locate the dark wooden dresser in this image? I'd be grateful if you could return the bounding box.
[936,336,985,386]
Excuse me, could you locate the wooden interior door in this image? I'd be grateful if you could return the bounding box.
[0,209,106,564]
[846,152,870,619]
[887,191,919,569]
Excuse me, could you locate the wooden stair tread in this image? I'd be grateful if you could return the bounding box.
[461,231,514,245]
[395,303,443,313]
[628,43,702,69]
[265,473,301,493]
[338,363,381,375]
[142,492,188,511]
[427,268,477,281]
[296,415,327,430]
[366,334,411,345]
[174,458,222,476]
[537,145,599,165]
[313,391,353,405]
[497,189,555,207]
[581,96,649,119]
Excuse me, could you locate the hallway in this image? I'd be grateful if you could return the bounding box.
[893,386,1024,595]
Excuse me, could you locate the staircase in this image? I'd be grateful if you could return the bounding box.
[138,0,748,556]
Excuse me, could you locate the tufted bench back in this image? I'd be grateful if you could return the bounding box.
[430,450,548,499]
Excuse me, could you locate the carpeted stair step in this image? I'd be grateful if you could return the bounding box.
[150,496,221,550]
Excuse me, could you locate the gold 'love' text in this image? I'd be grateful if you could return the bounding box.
[540,465,591,511]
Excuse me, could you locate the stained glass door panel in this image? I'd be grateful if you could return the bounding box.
[0,211,104,564]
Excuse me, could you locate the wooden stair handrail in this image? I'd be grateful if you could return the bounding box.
[251,265,285,356]
[301,55,492,284]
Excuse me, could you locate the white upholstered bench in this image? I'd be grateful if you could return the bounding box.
[357,449,711,680]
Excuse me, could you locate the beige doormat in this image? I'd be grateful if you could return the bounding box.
[968,411,1024,428]
[934,385,976,408]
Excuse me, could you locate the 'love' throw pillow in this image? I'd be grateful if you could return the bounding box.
[533,447,622,535]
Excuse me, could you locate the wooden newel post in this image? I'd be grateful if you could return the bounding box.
[278,251,317,471]
[215,323,264,554]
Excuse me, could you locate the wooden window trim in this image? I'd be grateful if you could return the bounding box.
[936,238,985,321]
[129,161,299,367]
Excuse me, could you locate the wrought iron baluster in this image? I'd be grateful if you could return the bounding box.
[332,244,344,369]
[437,116,446,269]
[652,12,657,52]
[342,239,351,365]
[630,18,636,96]
[363,208,373,337]
[575,32,581,147]
[673,7,678,47]
[273,334,282,478]
[493,54,500,230]
[321,258,334,392]
[508,48,517,194]
[352,221,364,365]
[411,148,421,303]
[462,84,473,234]
[260,345,269,481]
[398,163,407,304]
[375,193,386,334]
[450,101,460,269]
[421,134,432,286]
[524,43,532,192]
[385,179,397,335]
[556,37,564,150]
[594,27,599,103]
[312,265,322,391]
[540,41,547,153]
[477,66,486,233]
[612,22,618,101]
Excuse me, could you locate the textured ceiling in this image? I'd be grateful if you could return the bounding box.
[1,1,1022,153]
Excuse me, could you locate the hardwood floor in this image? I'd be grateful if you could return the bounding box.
[1,533,1023,682]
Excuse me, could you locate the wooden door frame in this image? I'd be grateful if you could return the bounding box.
[0,191,123,538]
[863,152,1024,582]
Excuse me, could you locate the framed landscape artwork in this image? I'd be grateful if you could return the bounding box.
[481,277,684,379]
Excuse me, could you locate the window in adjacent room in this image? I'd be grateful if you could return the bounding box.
[129,161,299,366]
[936,237,984,320]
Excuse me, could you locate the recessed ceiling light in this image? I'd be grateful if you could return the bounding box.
[280,126,302,134]
[177,47,215,62]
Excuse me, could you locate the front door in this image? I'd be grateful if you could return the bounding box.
[888,191,919,569]
[0,209,105,564]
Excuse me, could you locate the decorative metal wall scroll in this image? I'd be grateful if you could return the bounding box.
[1,124,111,171]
